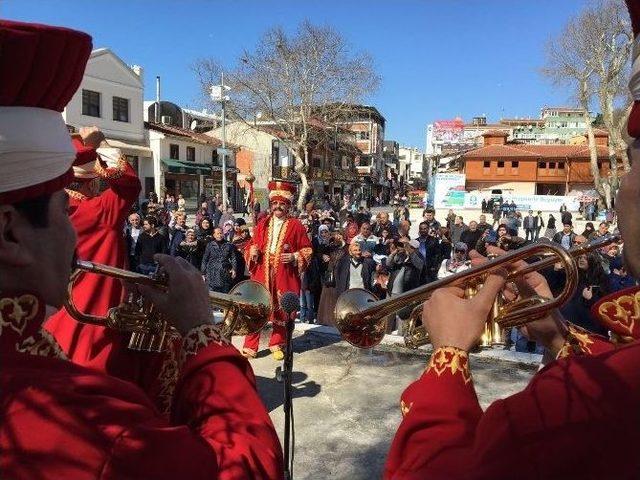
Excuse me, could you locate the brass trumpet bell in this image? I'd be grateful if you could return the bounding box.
[65,260,271,352]
[335,235,620,350]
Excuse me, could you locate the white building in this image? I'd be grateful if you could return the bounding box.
[63,48,151,200]
[399,146,424,184]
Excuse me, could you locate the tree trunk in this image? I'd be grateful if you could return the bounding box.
[584,111,607,203]
[296,147,310,211]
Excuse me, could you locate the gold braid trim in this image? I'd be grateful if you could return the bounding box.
[556,323,595,359]
[400,400,414,417]
[64,189,88,201]
[95,155,127,180]
[155,332,181,416]
[426,346,471,384]
[16,328,68,360]
[296,247,313,274]
[179,323,230,368]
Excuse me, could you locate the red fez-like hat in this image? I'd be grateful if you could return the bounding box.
[268,180,296,204]
[627,0,640,137]
[0,20,92,203]
[591,285,640,341]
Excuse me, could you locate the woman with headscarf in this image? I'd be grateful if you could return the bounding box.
[581,222,596,240]
[544,213,557,239]
[222,219,235,242]
[302,224,332,323]
[175,228,203,268]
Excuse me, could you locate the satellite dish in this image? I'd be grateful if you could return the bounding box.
[190,120,198,130]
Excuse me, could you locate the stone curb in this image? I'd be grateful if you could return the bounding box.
[293,321,542,366]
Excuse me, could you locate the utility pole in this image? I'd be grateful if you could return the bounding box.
[221,72,228,209]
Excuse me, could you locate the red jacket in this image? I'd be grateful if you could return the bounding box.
[1,292,283,479]
[385,328,640,479]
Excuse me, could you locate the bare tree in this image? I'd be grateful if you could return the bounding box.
[542,0,633,207]
[194,20,380,209]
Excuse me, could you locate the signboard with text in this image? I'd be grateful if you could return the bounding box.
[464,192,580,211]
[429,173,467,208]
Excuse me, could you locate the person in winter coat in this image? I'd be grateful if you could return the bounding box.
[201,227,239,294]
[175,228,203,269]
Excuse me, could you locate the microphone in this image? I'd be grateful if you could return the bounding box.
[280,291,300,318]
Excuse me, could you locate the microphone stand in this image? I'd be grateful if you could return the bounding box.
[277,310,297,480]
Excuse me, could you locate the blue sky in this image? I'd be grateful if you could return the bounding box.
[3,0,588,148]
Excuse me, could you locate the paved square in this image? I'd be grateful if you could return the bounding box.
[234,330,537,479]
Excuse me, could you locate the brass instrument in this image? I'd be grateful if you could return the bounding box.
[65,259,271,352]
[335,235,621,350]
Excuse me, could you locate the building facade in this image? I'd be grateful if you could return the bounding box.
[63,48,151,201]
[335,105,389,202]
[461,130,612,196]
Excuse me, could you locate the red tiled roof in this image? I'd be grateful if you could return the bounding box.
[463,143,609,159]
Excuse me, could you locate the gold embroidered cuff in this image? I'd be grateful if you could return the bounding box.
[556,323,595,359]
[296,247,313,273]
[179,323,230,367]
[426,346,472,384]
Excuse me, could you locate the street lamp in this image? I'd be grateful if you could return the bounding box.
[210,74,231,208]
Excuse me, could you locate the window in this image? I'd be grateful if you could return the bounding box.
[170,144,179,160]
[186,146,195,162]
[497,161,505,168]
[312,156,322,168]
[212,149,219,165]
[358,131,370,141]
[511,161,519,168]
[483,161,490,168]
[112,96,129,122]
[549,162,556,169]
[538,161,547,169]
[82,89,100,117]
[558,162,565,169]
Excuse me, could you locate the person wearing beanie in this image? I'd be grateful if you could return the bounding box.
[0,19,282,479]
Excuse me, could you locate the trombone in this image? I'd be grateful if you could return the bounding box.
[65,259,272,352]
[334,235,620,350]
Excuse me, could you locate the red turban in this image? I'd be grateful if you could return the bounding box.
[268,180,296,205]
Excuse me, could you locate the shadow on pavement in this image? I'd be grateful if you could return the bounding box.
[255,370,322,412]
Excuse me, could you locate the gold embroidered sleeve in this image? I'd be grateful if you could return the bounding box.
[426,346,472,384]
[95,154,127,180]
[179,323,230,367]
[556,321,617,359]
[296,247,313,273]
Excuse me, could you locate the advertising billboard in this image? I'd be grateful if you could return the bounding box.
[432,118,465,144]
[429,173,467,208]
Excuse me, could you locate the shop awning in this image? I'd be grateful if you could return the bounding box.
[106,138,153,156]
[161,159,212,176]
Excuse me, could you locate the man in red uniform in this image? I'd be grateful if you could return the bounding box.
[0,20,282,479]
[44,128,148,377]
[385,4,640,474]
[242,181,313,360]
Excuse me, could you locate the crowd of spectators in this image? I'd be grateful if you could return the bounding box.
[123,191,637,355]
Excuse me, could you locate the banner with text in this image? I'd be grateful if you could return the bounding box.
[464,192,580,211]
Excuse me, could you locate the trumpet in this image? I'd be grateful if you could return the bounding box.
[65,259,272,352]
[334,235,620,350]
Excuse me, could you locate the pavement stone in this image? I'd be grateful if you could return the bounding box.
[232,328,536,479]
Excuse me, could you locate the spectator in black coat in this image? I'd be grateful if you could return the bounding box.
[135,216,167,275]
[124,212,142,272]
[460,221,482,252]
[175,229,203,269]
[168,212,189,256]
[201,227,238,294]
[334,243,376,296]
